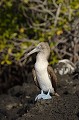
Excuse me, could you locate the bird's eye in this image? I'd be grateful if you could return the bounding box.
[37,45,41,49]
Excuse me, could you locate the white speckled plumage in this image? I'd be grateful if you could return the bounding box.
[55,59,75,75]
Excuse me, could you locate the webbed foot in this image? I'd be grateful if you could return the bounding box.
[35,90,52,101]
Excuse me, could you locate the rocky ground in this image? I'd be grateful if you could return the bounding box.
[0,72,79,120]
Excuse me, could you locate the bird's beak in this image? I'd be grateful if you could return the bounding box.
[27,47,39,57]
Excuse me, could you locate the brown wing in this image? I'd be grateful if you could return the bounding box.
[32,68,40,89]
[47,65,57,92]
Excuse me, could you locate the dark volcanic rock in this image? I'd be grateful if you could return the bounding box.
[0,74,79,120]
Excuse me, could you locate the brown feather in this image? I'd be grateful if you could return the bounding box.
[47,65,57,92]
[32,68,40,89]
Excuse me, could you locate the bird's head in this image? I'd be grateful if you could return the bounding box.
[27,42,50,59]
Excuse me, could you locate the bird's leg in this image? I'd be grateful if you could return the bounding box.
[35,89,52,101]
[35,90,46,101]
[42,89,52,100]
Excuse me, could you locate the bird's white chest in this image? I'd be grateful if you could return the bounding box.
[35,61,54,93]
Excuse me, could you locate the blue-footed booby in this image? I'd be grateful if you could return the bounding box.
[27,42,59,101]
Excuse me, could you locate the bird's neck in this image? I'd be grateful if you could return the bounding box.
[35,53,49,70]
[36,52,48,63]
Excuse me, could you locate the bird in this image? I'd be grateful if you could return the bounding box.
[55,59,75,75]
[27,42,59,101]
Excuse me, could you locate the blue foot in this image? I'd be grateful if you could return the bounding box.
[35,90,52,101]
